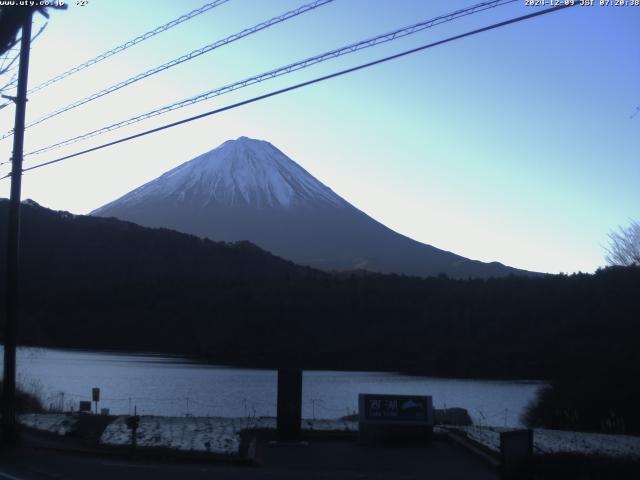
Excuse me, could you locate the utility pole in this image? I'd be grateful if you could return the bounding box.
[2,9,33,445]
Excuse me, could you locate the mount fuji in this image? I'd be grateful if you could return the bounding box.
[92,136,531,278]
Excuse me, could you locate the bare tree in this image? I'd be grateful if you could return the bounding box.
[0,5,62,57]
[605,220,640,266]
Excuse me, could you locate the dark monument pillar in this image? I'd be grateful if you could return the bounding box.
[276,368,302,441]
[500,429,533,480]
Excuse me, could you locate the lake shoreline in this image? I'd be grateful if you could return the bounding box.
[4,346,543,426]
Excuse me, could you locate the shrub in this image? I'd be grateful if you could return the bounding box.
[0,380,44,413]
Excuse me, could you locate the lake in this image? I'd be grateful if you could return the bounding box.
[4,347,543,427]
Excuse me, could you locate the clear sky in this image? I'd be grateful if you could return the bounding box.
[0,0,637,274]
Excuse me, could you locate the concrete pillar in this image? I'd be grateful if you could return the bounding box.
[276,368,302,441]
[500,429,533,480]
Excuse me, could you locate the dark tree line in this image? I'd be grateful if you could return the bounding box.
[1,200,639,433]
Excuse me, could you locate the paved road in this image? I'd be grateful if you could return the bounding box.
[0,440,499,480]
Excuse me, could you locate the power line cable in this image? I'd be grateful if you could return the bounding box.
[0,0,334,140]
[19,0,517,158]
[0,0,230,96]
[0,3,576,181]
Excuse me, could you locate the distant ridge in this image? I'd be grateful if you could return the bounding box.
[0,198,311,290]
[92,136,536,279]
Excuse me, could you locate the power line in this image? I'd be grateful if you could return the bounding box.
[0,0,230,96]
[20,0,517,158]
[0,0,334,141]
[0,3,577,181]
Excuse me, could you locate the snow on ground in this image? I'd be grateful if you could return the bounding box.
[101,416,249,455]
[449,426,640,459]
[18,413,78,435]
[100,416,357,455]
[533,428,640,458]
[18,413,640,460]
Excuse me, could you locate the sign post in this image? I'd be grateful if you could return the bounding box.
[92,387,100,415]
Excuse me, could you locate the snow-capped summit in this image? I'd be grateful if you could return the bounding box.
[104,137,344,211]
[92,137,533,279]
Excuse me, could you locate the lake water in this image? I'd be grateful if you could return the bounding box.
[3,347,543,427]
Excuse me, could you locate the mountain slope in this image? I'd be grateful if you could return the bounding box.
[92,136,533,278]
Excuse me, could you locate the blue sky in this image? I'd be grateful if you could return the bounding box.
[0,0,638,274]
